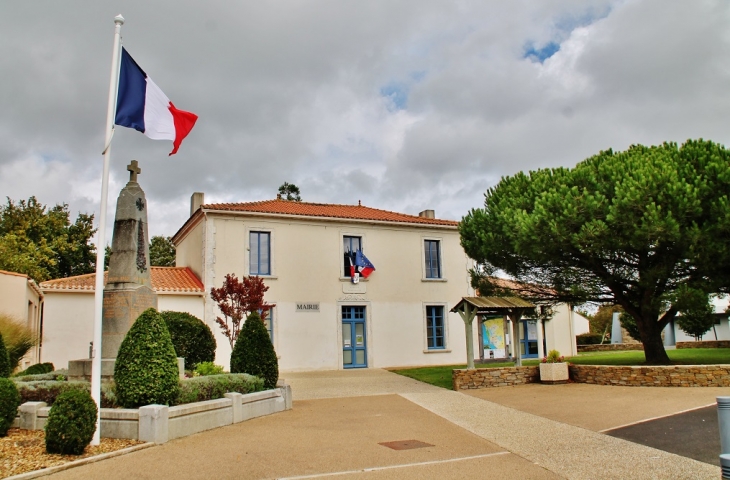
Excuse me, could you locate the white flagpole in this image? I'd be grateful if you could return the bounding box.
[91,14,124,446]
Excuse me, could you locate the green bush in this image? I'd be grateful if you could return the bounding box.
[0,332,10,378]
[160,311,216,370]
[14,379,117,408]
[0,378,20,436]
[176,373,264,404]
[114,308,180,408]
[230,312,279,389]
[13,370,67,383]
[576,333,605,345]
[45,389,98,455]
[15,362,55,376]
[194,361,224,376]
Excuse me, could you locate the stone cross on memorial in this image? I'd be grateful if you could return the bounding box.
[101,160,158,358]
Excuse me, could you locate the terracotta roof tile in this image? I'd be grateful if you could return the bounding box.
[203,199,458,227]
[40,267,204,293]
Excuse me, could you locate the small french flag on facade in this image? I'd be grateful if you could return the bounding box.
[115,47,198,155]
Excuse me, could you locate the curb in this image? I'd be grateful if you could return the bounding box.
[6,442,155,480]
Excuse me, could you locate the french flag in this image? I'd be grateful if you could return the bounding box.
[355,250,375,278]
[115,47,198,155]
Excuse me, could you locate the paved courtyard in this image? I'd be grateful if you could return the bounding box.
[36,369,723,480]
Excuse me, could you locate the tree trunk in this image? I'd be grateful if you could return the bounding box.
[640,321,671,365]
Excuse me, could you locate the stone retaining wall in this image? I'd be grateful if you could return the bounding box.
[577,344,644,352]
[13,385,292,443]
[676,340,730,349]
[452,366,539,390]
[569,365,730,387]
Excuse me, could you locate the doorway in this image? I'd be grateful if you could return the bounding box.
[342,306,367,368]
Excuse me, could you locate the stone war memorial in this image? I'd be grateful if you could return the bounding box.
[69,160,162,379]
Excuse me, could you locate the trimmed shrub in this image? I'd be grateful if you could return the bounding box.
[0,332,10,378]
[230,312,279,389]
[194,361,224,376]
[576,333,604,345]
[15,362,55,376]
[45,389,98,455]
[13,370,67,383]
[176,373,264,405]
[15,380,117,408]
[114,308,180,408]
[0,377,20,436]
[160,311,216,370]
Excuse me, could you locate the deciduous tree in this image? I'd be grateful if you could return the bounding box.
[0,197,96,281]
[149,236,176,266]
[210,274,271,349]
[460,140,730,365]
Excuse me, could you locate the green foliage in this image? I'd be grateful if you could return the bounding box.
[0,378,20,436]
[230,312,279,389]
[674,286,715,340]
[277,182,302,201]
[114,308,180,408]
[15,362,54,376]
[0,196,96,281]
[0,314,37,372]
[176,373,264,404]
[460,139,730,365]
[149,236,176,267]
[543,349,564,363]
[576,333,605,345]
[45,389,98,455]
[14,380,91,405]
[587,305,622,336]
[0,332,10,378]
[194,361,224,376]
[160,311,216,370]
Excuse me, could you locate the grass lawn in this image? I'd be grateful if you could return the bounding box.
[390,348,730,389]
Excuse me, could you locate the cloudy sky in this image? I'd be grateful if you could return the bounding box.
[1,1,729,241]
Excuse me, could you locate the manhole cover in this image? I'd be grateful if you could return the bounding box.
[379,440,434,450]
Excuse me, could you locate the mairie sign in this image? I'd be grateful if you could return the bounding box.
[296,302,320,312]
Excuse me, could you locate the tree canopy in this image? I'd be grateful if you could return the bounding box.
[278,182,301,201]
[460,139,730,364]
[0,197,96,281]
[149,236,176,267]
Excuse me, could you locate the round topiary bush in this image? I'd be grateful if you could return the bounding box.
[45,389,97,454]
[230,312,279,389]
[114,308,180,408]
[160,311,216,370]
[0,332,11,378]
[17,362,55,376]
[0,377,20,436]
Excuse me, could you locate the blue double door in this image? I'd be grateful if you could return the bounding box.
[342,306,367,368]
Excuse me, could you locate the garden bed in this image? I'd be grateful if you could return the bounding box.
[13,384,292,443]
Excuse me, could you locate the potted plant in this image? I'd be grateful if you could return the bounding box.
[539,349,569,384]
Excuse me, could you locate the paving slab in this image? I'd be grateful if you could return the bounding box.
[39,394,556,480]
[461,382,727,431]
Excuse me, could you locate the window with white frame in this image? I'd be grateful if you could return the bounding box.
[426,305,445,349]
[250,231,271,275]
[342,235,362,277]
[424,239,441,279]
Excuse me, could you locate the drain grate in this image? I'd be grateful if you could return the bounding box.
[379,440,434,450]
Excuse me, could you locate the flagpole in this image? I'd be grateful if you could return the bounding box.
[91,13,124,446]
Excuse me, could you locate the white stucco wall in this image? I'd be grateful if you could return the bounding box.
[543,304,579,357]
[41,290,205,370]
[41,292,95,369]
[177,213,478,371]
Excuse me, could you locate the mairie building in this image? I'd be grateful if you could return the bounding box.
[172,194,476,371]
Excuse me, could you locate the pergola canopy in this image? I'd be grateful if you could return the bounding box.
[450,296,536,316]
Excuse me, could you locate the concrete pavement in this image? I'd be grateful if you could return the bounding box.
[37,369,723,480]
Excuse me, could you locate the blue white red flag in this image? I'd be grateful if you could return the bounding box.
[115,47,198,155]
[355,250,375,278]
